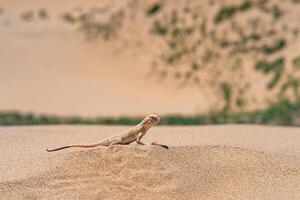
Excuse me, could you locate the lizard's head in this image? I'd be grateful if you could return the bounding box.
[141,114,160,129]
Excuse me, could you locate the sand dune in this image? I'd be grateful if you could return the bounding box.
[0,125,299,199]
[1,146,300,199]
[2,0,300,116]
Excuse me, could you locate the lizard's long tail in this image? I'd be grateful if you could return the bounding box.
[46,142,106,152]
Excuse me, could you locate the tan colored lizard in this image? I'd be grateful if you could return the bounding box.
[46,114,167,152]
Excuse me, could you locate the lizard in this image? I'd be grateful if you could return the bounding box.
[46,114,167,152]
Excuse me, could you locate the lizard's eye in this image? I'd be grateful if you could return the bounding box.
[149,117,156,121]
[146,118,153,124]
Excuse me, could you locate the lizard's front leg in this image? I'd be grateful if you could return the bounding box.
[136,132,145,145]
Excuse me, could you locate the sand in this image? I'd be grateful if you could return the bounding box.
[0,125,299,199]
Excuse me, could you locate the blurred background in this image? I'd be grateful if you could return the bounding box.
[0,0,299,125]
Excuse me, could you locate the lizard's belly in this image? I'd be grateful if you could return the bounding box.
[120,136,136,144]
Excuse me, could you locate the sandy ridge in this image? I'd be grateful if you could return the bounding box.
[0,125,299,199]
[1,145,300,200]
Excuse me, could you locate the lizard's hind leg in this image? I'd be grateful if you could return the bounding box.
[107,138,122,148]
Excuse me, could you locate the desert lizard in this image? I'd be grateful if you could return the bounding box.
[46,114,167,152]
